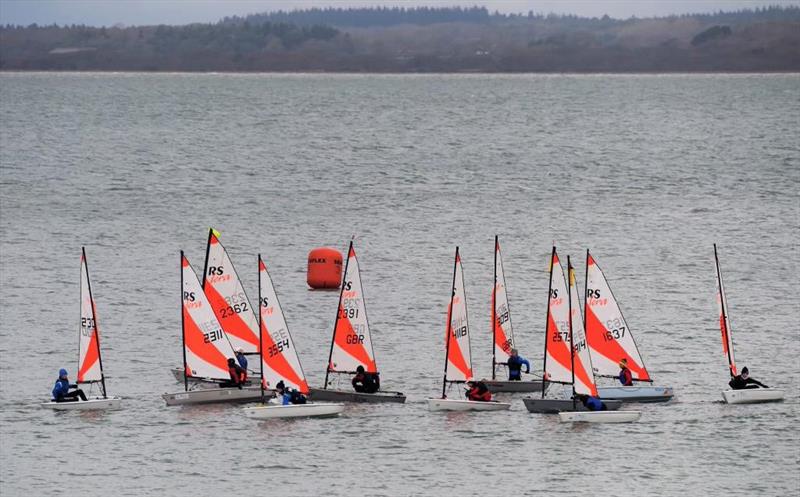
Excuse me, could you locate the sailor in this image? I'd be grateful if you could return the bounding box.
[219,358,246,389]
[275,380,307,405]
[51,368,88,402]
[465,380,492,402]
[235,348,248,371]
[618,358,633,386]
[575,393,607,411]
[728,367,769,390]
[505,348,530,381]
[352,365,380,394]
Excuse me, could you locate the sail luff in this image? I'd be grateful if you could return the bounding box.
[442,247,458,398]
[541,246,556,398]
[714,244,737,376]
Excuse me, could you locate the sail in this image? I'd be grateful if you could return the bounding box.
[493,237,514,368]
[584,252,651,381]
[543,249,574,385]
[568,262,598,396]
[445,249,473,382]
[183,253,236,380]
[328,242,377,373]
[202,229,259,353]
[77,249,103,384]
[714,245,737,376]
[258,257,309,393]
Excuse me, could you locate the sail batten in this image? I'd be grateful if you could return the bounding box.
[258,256,309,393]
[202,230,260,353]
[584,251,651,382]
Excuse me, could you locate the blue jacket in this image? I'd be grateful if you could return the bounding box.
[52,378,73,400]
[584,396,605,411]
[236,354,248,370]
[507,355,530,379]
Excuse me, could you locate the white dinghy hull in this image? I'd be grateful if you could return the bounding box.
[558,410,641,423]
[597,385,675,403]
[427,398,511,412]
[722,388,784,404]
[243,403,344,419]
[41,396,122,411]
[523,398,623,414]
[162,387,265,406]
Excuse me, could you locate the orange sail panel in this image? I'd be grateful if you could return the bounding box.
[77,251,102,383]
[714,245,737,376]
[203,230,259,353]
[445,251,473,382]
[493,237,514,368]
[259,258,309,393]
[584,252,651,381]
[329,243,377,373]
[183,254,236,380]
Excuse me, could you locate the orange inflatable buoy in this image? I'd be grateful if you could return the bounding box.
[307,247,343,289]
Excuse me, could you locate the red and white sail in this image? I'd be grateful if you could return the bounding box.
[202,229,259,354]
[568,262,598,396]
[493,237,514,368]
[714,245,737,376]
[183,254,236,380]
[258,257,309,393]
[329,242,377,373]
[584,252,651,381]
[78,249,103,384]
[445,249,473,382]
[543,249,575,385]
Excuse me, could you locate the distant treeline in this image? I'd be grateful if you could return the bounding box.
[2,5,799,72]
[222,5,800,27]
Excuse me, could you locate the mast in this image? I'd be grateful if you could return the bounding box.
[201,228,213,289]
[491,236,497,380]
[82,247,107,398]
[324,239,352,389]
[258,254,265,404]
[714,244,735,377]
[180,250,188,393]
[583,249,591,388]
[568,256,576,409]
[442,247,459,399]
[541,246,556,398]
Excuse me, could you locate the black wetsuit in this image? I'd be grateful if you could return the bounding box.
[352,372,380,393]
[729,375,767,390]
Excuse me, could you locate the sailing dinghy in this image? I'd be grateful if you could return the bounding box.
[308,241,406,403]
[170,229,259,387]
[428,248,511,412]
[162,253,262,406]
[523,248,622,414]
[584,250,674,403]
[558,256,641,423]
[484,237,544,394]
[243,256,344,419]
[714,245,784,405]
[42,248,122,410]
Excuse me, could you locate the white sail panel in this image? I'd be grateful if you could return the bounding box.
[584,252,651,381]
[203,230,259,353]
[493,238,514,365]
[569,263,598,396]
[183,254,236,380]
[329,243,377,373]
[259,258,309,393]
[446,250,473,382]
[77,251,102,383]
[714,245,737,376]
[543,249,572,385]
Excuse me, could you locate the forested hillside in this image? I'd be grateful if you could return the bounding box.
[2,6,799,72]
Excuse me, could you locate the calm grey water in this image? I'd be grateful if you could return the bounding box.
[1,73,798,496]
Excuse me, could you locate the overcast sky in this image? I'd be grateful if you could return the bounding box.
[2,0,798,26]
